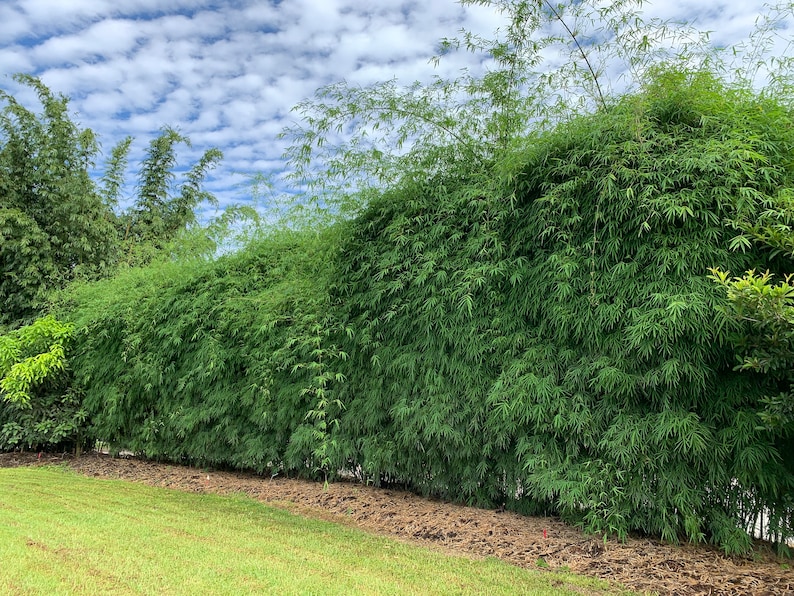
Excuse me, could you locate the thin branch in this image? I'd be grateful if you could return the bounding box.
[543,0,607,110]
[364,105,482,159]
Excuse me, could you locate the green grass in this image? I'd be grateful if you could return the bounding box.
[0,466,627,595]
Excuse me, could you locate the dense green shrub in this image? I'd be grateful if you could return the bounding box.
[0,316,88,452]
[62,229,346,474]
[328,69,794,552]
[490,69,794,550]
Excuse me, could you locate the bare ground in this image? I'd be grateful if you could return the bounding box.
[1,451,792,595]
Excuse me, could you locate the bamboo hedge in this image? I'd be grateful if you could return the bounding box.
[42,69,794,553]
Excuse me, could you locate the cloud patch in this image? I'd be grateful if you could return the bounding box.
[0,0,788,215]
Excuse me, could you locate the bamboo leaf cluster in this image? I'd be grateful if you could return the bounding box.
[61,230,345,474]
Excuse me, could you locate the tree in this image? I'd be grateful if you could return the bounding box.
[0,75,118,325]
[0,75,233,325]
[119,128,223,252]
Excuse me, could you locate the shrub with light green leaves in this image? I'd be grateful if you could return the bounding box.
[710,268,794,431]
[0,315,88,452]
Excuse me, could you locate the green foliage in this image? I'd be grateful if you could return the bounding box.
[60,228,345,474]
[710,268,794,430]
[0,209,56,324]
[0,316,87,451]
[59,67,794,554]
[99,135,133,209]
[326,69,794,553]
[117,126,227,264]
[280,313,349,483]
[0,76,233,327]
[449,0,709,117]
[0,75,118,324]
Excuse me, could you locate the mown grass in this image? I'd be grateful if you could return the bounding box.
[0,466,632,595]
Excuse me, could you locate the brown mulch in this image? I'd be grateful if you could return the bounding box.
[1,452,792,595]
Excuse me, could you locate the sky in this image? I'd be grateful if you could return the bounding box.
[0,0,790,218]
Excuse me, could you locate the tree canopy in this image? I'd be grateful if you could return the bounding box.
[0,76,227,326]
[0,75,117,324]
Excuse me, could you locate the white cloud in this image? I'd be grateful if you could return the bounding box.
[0,5,37,44]
[29,19,143,67]
[0,0,790,215]
[0,47,34,75]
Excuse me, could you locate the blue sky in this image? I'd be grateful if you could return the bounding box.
[1,0,790,216]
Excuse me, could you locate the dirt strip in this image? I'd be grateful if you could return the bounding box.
[1,452,791,595]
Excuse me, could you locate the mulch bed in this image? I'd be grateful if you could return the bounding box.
[1,451,792,595]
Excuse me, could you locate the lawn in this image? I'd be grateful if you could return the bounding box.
[0,466,629,595]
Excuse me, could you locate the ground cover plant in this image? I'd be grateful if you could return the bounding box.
[0,465,623,595]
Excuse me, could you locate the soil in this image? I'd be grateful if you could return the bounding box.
[1,451,792,595]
